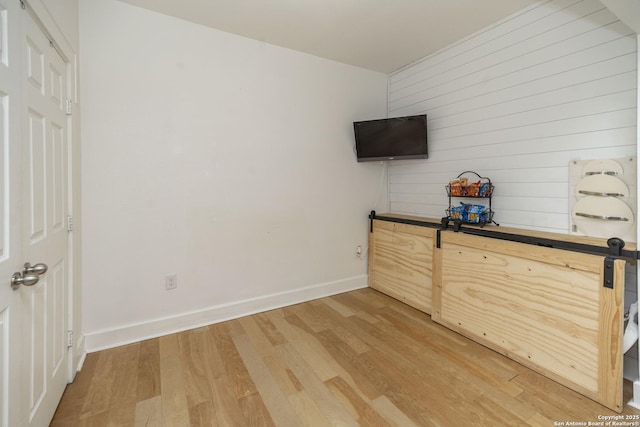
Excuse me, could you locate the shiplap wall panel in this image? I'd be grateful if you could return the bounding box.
[421,54,636,123]
[391,0,590,91]
[387,0,637,232]
[390,7,628,105]
[391,36,635,116]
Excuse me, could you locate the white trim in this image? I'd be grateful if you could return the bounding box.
[84,275,368,352]
[74,348,86,375]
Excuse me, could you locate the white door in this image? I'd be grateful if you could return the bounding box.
[21,6,69,427]
[0,1,25,426]
[0,2,70,426]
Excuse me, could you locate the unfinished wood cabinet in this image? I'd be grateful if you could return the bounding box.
[367,213,633,412]
[432,230,625,412]
[368,219,434,314]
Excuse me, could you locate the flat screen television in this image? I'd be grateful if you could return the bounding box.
[353,114,428,162]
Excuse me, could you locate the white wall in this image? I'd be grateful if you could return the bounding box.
[79,0,388,350]
[387,0,637,234]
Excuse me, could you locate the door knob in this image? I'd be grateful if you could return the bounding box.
[23,262,48,276]
[10,272,40,290]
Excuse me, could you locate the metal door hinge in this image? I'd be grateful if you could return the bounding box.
[66,99,72,115]
[67,330,73,348]
[67,215,73,231]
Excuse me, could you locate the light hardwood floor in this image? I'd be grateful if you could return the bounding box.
[52,288,640,426]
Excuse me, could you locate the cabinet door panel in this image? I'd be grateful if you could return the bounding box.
[433,231,623,412]
[368,220,433,313]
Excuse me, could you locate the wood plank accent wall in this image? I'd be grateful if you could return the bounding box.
[387,0,638,233]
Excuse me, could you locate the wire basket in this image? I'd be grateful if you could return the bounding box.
[447,203,494,225]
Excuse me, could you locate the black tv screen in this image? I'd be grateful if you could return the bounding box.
[353,114,427,162]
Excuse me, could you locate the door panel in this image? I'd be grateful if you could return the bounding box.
[51,122,64,230]
[0,3,70,425]
[22,8,68,427]
[27,108,46,242]
[25,37,43,94]
[0,94,6,259]
[49,259,66,377]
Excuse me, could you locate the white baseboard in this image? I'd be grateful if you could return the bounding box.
[68,333,86,381]
[75,349,87,374]
[85,275,367,352]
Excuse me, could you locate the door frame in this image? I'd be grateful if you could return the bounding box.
[21,0,81,382]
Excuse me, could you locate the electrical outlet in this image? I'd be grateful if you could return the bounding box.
[165,274,177,290]
[356,245,363,258]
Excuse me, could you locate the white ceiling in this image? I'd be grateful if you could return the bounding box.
[117,0,539,73]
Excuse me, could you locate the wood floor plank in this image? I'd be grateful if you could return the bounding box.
[254,312,288,346]
[233,333,301,426]
[286,367,304,393]
[77,411,109,427]
[210,376,247,426]
[382,311,525,397]
[280,311,377,404]
[105,343,140,425]
[467,393,532,426]
[313,301,370,354]
[329,292,381,324]
[159,334,190,427]
[349,333,487,425]
[267,312,340,382]
[352,288,389,309]
[290,300,335,333]
[526,411,557,426]
[204,324,229,381]
[325,376,391,427]
[322,295,356,317]
[328,313,478,403]
[79,347,119,419]
[52,288,640,427]
[288,390,333,427]
[239,315,301,396]
[187,400,215,427]
[209,322,257,400]
[277,342,360,427]
[135,395,164,427]
[137,338,161,401]
[177,328,217,425]
[370,395,420,427]
[238,392,276,427]
[311,327,382,401]
[50,352,99,425]
[224,318,247,337]
[239,316,276,356]
[513,367,616,420]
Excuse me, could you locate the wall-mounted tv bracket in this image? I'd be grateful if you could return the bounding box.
[369,212,639,289]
